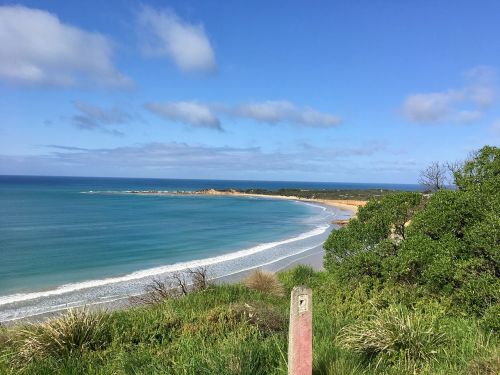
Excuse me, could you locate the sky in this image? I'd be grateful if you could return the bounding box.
[1,0,499,183]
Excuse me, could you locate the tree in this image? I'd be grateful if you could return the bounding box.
[418,161,448,191]
[453,146,500,193]
[324,145,500,316]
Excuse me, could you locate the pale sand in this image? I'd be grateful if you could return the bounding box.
[128,189,367,215]
[122,189,368,215]
[218,192,366,214]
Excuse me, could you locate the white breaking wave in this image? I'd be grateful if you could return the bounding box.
[0,224,329,307]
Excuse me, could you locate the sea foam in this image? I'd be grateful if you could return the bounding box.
[0,223,329,307]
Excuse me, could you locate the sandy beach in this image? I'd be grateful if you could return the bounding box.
[125,188,367,215]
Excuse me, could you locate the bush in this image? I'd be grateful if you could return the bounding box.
[278,264,317,291]
[386,234,459,291]
[244,269,284,297]
[452,260,499,316]
[338,304,447,369]
[454,145,500,194]
[10,309,110,369]
[408,189,479,240]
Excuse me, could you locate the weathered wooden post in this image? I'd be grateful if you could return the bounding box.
[288,286,312,375]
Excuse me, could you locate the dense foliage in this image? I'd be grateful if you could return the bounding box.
[234,188,401,201]
[324,146,500,318]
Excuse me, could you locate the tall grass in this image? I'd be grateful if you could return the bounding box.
[0,270,497,374]
[338,304,447,371]
[8,309,109,370]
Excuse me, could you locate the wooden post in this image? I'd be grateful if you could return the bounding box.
[288,286,312,375]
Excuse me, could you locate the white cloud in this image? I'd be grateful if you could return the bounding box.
[234,100,341,127]
[0,5,131,87]
[145,100,341,130]
[402,66,496,124]
[138,6,216,73]
[403,90,462,123]
[146,101,222,131]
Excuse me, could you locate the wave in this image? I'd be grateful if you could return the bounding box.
[0,224,330,307]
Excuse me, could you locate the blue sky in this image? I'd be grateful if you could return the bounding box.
[1,0,499,183]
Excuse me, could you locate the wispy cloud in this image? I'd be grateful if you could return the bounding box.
[0,5,132,87]
[402,66,496,124]
[145,101,222,131]
[0,141,397,178]
[138,6,216,73]
[71,101,136,136]
[233,101,341,127]
[145,100,341,130]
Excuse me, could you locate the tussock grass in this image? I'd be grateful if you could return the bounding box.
[338,304,447,370]
[9,309,109,369]
[244,269,284,297]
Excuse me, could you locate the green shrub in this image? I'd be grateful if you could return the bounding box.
[452,261,499,316]
[278,264,318,291]
[408,189,479,240]
[463,211,500,270]
[334,250,384,283]
[454,145,500,194]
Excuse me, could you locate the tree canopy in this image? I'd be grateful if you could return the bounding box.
[324,146,500,318]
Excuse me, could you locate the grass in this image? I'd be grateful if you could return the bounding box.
[0,269,497,374]
[6,309,109,371]
[337,304,447,371]
[244,269,285,297]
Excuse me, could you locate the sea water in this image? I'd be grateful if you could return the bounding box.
[0,176,420,321]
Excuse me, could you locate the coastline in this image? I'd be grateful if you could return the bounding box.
[2,234,329,325]
[1,193,360,325]
[207,191,366,215]
[118,188,367,215]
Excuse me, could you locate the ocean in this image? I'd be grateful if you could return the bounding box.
[0,176,420,322]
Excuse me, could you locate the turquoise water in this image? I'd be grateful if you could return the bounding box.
[0,176,413,321]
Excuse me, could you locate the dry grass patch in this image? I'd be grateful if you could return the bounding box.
[244,269,284,297]
[467,353,500,375]
[206,302,286,334]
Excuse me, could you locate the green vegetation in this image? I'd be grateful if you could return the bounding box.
[231,188,406,201]
[0,146,498,374]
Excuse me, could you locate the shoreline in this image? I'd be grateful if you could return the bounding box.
[1,193,360,325]
[108,188,367,215]
[3,243,328,325]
